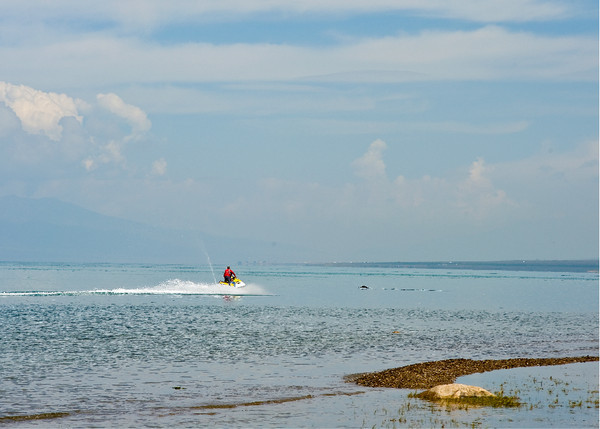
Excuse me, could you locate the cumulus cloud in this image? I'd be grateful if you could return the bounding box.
[0,81,83,141]
[152,158,167,176]
[348,139,516,223]
[352,139,387,180]
[97,93,151,138]
[81,140,127,172]
[231,140,596,252]
[466,158,489,187]
[0,81,155,179]
[455,158,514,219]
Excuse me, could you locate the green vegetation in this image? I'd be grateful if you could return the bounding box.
[0,412,70,422]
[408,391,521,408]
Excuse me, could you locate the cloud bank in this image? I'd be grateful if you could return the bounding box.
[0,82,153,175]
[0,0,578,27]
[0,1,596,261]
[0,82,84,141]
[2,26,595,90]
[0,81,596,260]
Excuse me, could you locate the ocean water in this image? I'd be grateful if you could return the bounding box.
[0,262,597,428]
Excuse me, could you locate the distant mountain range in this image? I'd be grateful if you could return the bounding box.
[0,196,309,264]
[3,196,596,270]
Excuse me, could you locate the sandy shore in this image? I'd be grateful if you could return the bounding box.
[348,356,599,389]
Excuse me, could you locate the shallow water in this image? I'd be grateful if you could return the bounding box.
[0,262,597,427]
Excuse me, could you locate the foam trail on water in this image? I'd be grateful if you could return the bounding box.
[0,280,270,297]
[0,291,67,296]
[95,279,269,295]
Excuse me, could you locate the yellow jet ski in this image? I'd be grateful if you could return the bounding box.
[218,277,246,288]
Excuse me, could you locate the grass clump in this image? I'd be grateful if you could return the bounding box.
[409,391,521,408]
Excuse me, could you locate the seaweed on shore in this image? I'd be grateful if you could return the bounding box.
[0,412,71,422]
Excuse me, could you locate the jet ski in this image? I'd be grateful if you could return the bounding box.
[218,277,246,288]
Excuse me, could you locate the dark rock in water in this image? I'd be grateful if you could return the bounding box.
[359,285,369,289]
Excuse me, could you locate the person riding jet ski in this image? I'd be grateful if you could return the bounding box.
[223,266,236,284]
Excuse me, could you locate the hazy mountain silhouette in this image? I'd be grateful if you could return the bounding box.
[0,196,310,264]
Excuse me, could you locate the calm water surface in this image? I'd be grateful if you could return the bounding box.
[0,262,597,427]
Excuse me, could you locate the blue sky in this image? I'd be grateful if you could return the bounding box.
[0,0,598,262]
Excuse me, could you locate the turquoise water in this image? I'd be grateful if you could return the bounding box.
[0,262,598,427]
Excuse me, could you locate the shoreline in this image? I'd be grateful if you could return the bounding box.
[348,356,599,389]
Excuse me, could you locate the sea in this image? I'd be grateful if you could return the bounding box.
[0,261,598,428]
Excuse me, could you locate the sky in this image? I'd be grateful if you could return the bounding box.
[0,0,598,262]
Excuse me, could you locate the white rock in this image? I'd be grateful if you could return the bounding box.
[425,383,494,398]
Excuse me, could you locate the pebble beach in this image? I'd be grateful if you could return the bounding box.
[349,355,599,389]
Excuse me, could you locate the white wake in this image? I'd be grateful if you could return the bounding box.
[94,279,269,295]
[1,279,269,297]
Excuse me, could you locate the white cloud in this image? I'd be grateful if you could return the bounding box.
[400,0,571,22]
[352,139,387,180]
[103,140,125,164]
[467,158,488,187]
[0,25,595,90]
[0,82,155,177]
[0,0,576,29]
[11,136,596,261]
[455,158,515,220]
[97,93,151,137]
[81,140,125,171]
[492,139,599,193]
[342,26,596,82]
[347,141,516,223]
[152,158,167,176]
[0,81,83,141]
[82,158,96,172]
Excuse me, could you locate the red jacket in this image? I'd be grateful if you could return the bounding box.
[224,268,235,277]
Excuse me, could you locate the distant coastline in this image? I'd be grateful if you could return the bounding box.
[308,260,599,273]
[1,259,598,274]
